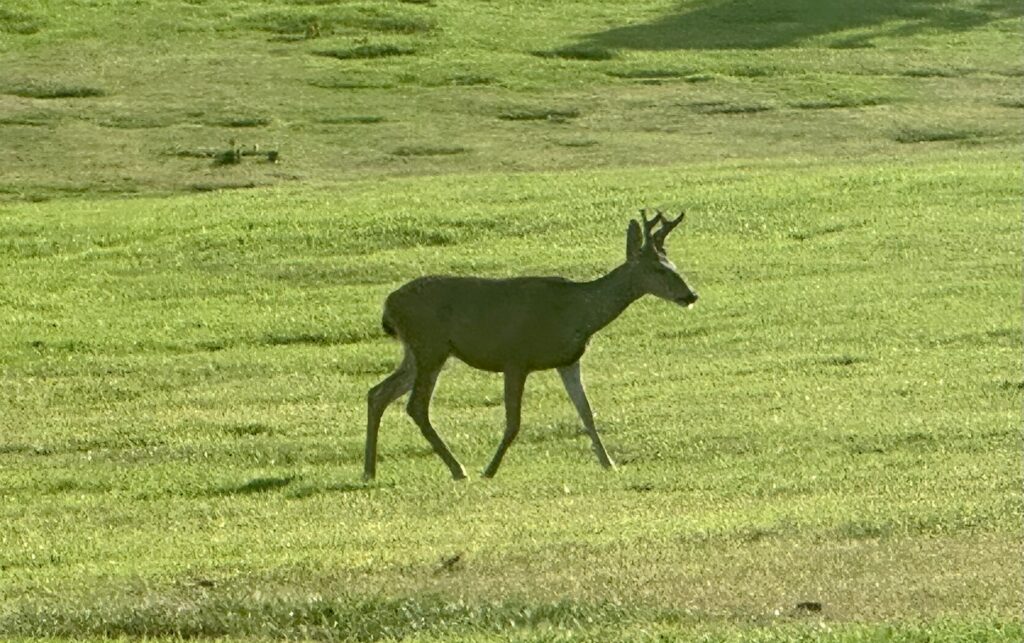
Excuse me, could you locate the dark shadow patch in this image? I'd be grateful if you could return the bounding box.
[5,83,106,99]
[245,8,433,39]
[260,330,375,347]
[226,423,273,437]
[688,101,772,115]
[571,0,1020,51]
[901,67,971,78]
[211,116,273,128]
[0,443,56,457]
[936,327,1019,348]
[46,478,112,495]
[999,380,1024,394]
[189,181,261,193]
[288,480,391,499]
[845,431,934,455]
[818,354,867,367]
[315,44,416,60]
[216,476,295,496]
[498,107,581,122]
[788,221,864,241]
[310,78,397,90]
[391,145,469,157]
[892,126,986,144]
[261,332,338,347]
[789,95,891,110]
[556,139,599,148]
[838,520,892,539]
[196,340,228,352]
[0,8,44,34]
[728,65,779,78]
[683,73,718,83]
[93,113,180,129]
[795,601,823,613]
[448,74,495,86]
[317,115,386,124]
[0,111,56,126]
[605,68,693,80]
[26,338,93,353]
[735,526,777,543]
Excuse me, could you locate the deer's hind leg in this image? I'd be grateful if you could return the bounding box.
[406,354,467,480]
[364,348,415,480]
[558,361,615,470]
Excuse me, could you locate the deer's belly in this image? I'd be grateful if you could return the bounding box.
[450,333,586,373]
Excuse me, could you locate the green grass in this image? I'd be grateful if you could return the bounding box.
[1,0,1020,201]
[1,154,1020,640]
[0,1,1021,640]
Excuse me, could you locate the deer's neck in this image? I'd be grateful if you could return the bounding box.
[577,263,642,337]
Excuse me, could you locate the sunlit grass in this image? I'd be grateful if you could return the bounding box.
[1,151,1020,639]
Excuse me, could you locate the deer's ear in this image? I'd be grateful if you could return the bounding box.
[626,220,643,259]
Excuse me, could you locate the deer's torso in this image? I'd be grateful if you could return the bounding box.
[384,275,623,373]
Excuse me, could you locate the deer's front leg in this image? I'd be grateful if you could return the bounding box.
[482,369,527,479]
[557,361,615,470]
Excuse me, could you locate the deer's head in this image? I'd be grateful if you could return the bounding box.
[625,210,699,308]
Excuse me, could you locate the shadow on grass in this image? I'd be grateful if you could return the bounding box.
[216,476,393,498]
[215,476,296,496]
[574,0,1022,51]
[288,480,394,498]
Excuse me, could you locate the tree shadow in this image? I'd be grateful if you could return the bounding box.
[577,0,1022,51]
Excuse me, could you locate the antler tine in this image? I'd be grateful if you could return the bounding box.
[640,208,663,242]
[652,210,686,248]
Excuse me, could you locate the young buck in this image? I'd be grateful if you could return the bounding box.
[364,210,698,480]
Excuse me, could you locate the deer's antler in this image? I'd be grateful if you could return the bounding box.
[640,208,664,243]
[652,210,685,250]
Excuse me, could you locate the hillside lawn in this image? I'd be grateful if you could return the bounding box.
[0,1,1021,640]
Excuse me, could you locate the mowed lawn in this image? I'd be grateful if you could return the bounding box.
[0,1,1021,641]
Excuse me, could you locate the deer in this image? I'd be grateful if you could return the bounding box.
[364,210,699,480]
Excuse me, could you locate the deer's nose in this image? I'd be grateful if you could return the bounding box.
[676,291,699,307]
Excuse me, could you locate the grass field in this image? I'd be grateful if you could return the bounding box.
[1,1,1021,640]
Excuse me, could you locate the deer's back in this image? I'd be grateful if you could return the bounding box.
[384,275,588,371]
